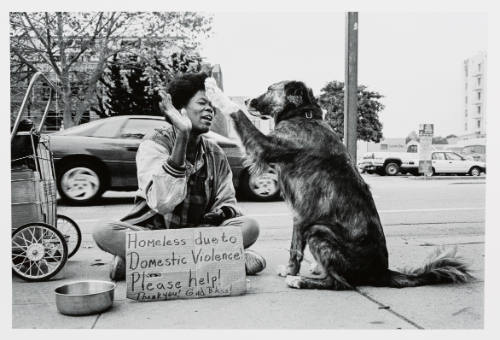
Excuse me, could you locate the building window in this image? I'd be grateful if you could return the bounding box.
[477,105,481,114]
[464,64,468,77]
[465,109,468,117]
[477,91,481,100]
[478,63,482,72]
[465,96,468,104]
[477,77,481,86]
[465,122,468,131]
[477,120,481,129]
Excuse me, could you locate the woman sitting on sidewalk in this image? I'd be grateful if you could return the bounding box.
[93,72,266,280]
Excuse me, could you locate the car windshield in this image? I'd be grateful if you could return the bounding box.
[51,119,105,136]
[119,118,167,139]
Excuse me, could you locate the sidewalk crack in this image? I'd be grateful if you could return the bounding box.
[354,288,424,329]
[91,314,102,329]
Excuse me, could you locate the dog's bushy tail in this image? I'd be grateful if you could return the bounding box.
[386,246,474,288]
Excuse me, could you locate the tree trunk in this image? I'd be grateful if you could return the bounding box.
[60,73,74,128]
[73,56,108,125]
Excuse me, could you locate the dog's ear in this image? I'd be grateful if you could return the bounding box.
[284,81,316,107]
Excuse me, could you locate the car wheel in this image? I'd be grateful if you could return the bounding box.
[240,167,280,201]
[384,162,400,176]
[469,167,481,177]
[57,162,105,205]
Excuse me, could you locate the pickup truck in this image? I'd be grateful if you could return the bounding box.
[358,151,419,176]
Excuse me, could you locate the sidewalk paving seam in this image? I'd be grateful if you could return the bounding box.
[383,221,484,226]
[91,314,102,329]
[354,288,424,329]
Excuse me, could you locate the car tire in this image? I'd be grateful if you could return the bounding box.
[469,166,481,177]
[240,167,280,201]
[57,161,106,205]
[384,162,400,176]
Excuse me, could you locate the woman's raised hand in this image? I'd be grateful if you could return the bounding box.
[159,90,192,133]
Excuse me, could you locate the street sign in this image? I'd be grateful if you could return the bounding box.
[125,227,247,301]
[418,124,434,176]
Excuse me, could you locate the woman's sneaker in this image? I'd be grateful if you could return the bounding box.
[110,256,125,281]
[245,250,266,275]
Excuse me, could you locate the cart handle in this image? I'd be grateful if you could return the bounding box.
[11,71,58,142]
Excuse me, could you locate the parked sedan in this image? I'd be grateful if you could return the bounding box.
[430,151,486,176]
[50,115,280,204]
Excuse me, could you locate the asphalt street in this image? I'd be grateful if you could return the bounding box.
[57,175,486,247]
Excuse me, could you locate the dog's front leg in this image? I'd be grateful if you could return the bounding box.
[278,218,306,277]
[230,110,270,159]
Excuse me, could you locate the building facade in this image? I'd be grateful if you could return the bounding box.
[462,51,487,139]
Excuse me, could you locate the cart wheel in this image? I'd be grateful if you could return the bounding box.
[56,214,82,258]
[12,223,68,282]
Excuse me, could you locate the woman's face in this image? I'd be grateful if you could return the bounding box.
[184,90,215,134]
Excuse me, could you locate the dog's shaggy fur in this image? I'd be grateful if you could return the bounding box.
[229,80,473,289]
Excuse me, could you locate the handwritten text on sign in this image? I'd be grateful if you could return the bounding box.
[126,227,246,302]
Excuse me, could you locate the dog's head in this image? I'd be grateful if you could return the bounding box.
[247,81,318,121]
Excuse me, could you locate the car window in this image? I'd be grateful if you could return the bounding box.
[407,145,418,153]
[432,152,445,160]
[445,152,464,161]
[91,119,122,138]
[120,118,167,139]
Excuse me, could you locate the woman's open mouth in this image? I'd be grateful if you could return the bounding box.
[201,115,213,124]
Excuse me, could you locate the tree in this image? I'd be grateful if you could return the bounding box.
[405,130,419,144]
[97,54,131,116]
[319,81,384,143]
[93,50,204,117]
[10,12,212,127]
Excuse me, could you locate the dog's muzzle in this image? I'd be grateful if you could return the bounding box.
[246,98,271,120]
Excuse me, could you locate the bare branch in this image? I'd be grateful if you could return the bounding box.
[43,13,62,77]
[67,13,105,68]
[22,13,50,50]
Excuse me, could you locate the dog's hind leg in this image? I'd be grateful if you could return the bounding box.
[286,224,353,290]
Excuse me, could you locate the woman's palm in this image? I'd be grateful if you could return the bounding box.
[159,91,192,132]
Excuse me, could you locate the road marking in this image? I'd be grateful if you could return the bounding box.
[379,207,485,213]
[248,207,485,217]
[68,207,485,223]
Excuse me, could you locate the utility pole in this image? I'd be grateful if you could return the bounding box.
[344,12,359,162]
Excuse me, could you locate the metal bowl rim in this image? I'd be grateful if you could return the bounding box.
[54,280,116,297]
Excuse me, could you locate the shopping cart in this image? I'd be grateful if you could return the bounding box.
[11,72,81,282]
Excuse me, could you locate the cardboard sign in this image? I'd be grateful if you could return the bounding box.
[125,227,246,301]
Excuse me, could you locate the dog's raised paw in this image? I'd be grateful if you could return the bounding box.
[277,265,288,277]
[286,275,303,289]
[309,262,323,275]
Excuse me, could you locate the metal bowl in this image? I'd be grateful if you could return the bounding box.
[55,280,116,316]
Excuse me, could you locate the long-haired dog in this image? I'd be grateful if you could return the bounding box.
[207,79,473,290]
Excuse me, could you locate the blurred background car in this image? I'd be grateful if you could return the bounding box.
[430,150,486,176]
[460,144,486,162]
[49,115,280,205]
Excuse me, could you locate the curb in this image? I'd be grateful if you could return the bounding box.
[406,175,486,180]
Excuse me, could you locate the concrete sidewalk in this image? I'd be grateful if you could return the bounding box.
[12,219,484,329]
